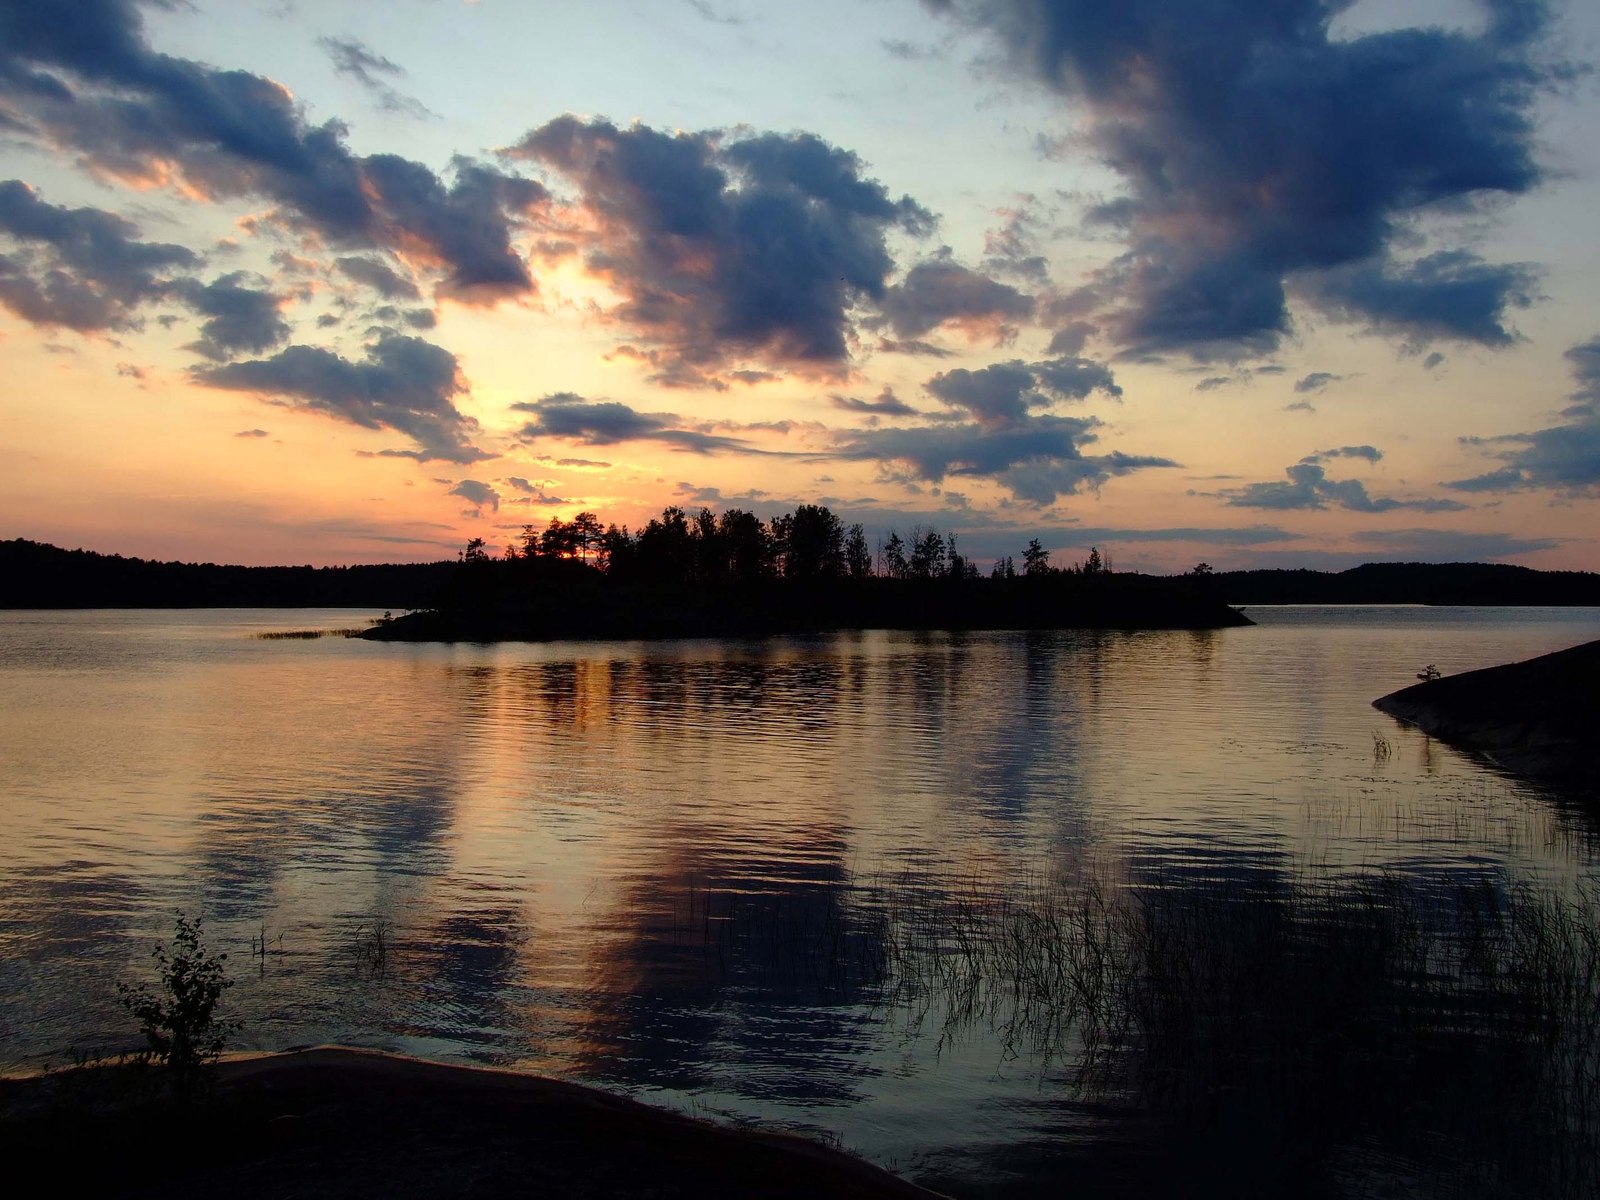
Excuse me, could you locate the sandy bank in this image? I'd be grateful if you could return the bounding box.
[0,1045,951,1199]
[1372,639,1600,783]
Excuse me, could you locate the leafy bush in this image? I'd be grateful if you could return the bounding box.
[117,914,238,1082]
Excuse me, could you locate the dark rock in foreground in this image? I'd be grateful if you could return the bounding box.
[1373,640,1600,783]
[0,1047,946,1199]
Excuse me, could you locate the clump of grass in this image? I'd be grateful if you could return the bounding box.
[350,919,393,977]
[255,628,365,640]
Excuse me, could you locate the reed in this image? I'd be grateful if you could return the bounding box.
[866,865,1600,1197]
[667,861,1600,1196]
[254,628,365,639]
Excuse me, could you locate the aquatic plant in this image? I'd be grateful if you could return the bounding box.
[668,863,1600,1197]
[254,628,366,639]
[864,867,1600,1198]
[350,919,393,977]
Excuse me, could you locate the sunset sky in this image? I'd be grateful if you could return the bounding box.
[3,0,1599,571]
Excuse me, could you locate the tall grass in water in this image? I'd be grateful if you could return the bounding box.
[667,863,1600,1195]
[254,628,365,640]
[860,866,1600,1198]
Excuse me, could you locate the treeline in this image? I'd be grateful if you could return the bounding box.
[0,539,454,609]
[383,505,1234,641]
[489,504,1092,586]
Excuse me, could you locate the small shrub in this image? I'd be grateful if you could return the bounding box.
[1417,664,1443,682]
[117,914,238,1084]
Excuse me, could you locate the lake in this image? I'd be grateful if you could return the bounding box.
[3,606,1599,1195]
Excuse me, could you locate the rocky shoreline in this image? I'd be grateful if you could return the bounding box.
[1373,639,1600,784]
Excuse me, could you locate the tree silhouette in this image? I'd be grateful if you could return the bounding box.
[1022,538,1050,576]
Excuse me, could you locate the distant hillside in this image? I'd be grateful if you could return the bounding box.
[0,539,454,609]
[1212,562,1600,606]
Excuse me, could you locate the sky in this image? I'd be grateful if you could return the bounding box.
[3,0,1600,572]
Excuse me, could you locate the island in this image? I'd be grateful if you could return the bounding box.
[1373,639,1600,784]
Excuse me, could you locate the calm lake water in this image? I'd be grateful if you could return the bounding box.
[3,606,1599,1194]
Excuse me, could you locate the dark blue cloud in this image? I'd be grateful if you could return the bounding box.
[930,0,1556,354]
[830,352,1144,502]
[173,271,290,361]
[835,413,1175,505]
[1446,334,1600,494]
[1305,251,1538,347]
[193,331,487,463]
[831,388,920,416]
[0,178,196,330]
[1045,321,1095,357]
[926,356,1120,426]
[1312,445,1383,464]
[336,256,421,301]
[512,393,790,456]
[508,116,932,381]
[1221,454,1467,513]
[1294,371,1342,394]
[447,479,500,514]
[0,1,544,300]
[875,254,1035,340]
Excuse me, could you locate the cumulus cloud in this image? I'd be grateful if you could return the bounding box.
[825,351,1149,504]
[1446,335,1600,495]
[836,416,1175,505]
[931,0,1556,355]
[0,3,545,302]
[447,478,499,514]
[0,179,196,331]
[512,393,790,456]
[874,253,1035,341]
[982,203,1050,282]
[1042,322,1093,358]
[1221,450,1466,513]
[926,356,1120,427]
[506,115,932,381]
[1303,251,1538,348]
[498,476,571,506]
[336,256,420,300]
[193,331,487,462]
[173,271,290,361]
